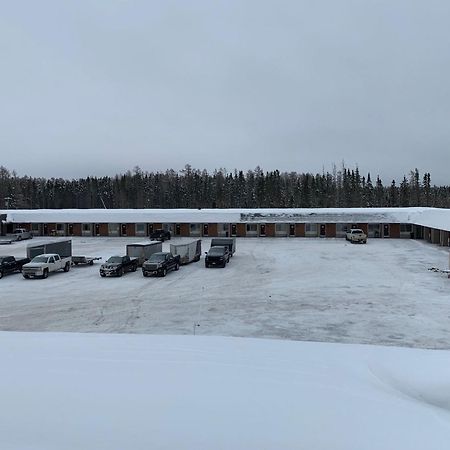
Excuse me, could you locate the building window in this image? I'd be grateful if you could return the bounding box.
[275,223,287,233]
[400,223,412,232]
[82,223,91,232]
[246,224,257,232]
[305,223,317,233]
[190,223,201,234]
[31,223,40,232]
[136,223,146,233]
[108,223,120,234]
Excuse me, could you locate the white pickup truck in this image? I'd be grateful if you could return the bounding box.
[22,253,71,279]
[8,228,33,241]
[345,228,367,244]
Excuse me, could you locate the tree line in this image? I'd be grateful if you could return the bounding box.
[0,165,449,210]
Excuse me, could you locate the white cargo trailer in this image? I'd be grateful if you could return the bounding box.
[170,240,201,265]
[126,241,162,266]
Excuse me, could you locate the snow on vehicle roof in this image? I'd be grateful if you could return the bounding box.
[2,207,450,231]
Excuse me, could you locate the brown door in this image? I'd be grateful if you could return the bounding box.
[203,224,209,236]
[260,224,266,236]
[231,224,237,236]
[289,224,295,236]
[320,224,326,236]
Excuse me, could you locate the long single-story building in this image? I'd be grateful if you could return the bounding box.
[1,207,450,246]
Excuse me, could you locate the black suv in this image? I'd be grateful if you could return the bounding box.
[205,246,230,268]
[150,229,171,242]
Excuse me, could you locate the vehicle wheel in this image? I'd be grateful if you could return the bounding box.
[117,269,123,277]
[17,236,22,241]
[74,262,79,266]
[23,274,30,279]
[175,263,179,271]
[0,271,3,279]
[89,260,94,266]
[161,268,167,277]
[30,235,33,239]
[42,269,48,279]
[100,273,106,277]
[63,262,70,272]
[194,255,200,262]
[132,265,137,272]
[222,261,226,268]
[143,271,149,277]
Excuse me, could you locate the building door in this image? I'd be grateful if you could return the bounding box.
[260,224,266,236]
[289,224,295,236]
[148,224,154,235]
[43,224,48,236]
[320,224,326,237]
[383,224,390,237]
[68,224,73,235]
[95,224,100,236]
[176,224,181,236]
[121,224,127,236]
[231,224,237,236]
[203,224,209,236]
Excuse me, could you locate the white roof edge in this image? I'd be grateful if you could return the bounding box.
[1,207,449,232]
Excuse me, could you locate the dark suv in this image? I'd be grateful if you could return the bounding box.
[150,229,171,242]
[205,246,230,268]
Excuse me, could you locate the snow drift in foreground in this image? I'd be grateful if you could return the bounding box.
[1,333,450,450]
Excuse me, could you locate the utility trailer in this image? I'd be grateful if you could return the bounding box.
[170,240,202,265]
[71,256,102,266]
[126,241,162,266]
[27,239,72,259]
[0,238,13,245]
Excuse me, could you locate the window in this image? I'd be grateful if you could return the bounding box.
[190,224,201,234]
[275,223,287,233]
[246,224,257,232]
[305,223,317,233]
[56,223,64,231]
[31,223,40,232]
[400,223,412,232]
[108,223,120,234]
[136,223,146,233]
[82,223,91,232]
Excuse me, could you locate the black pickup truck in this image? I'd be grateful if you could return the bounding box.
[0,255,30,279]
[142,252,180,277]
[205,246,230,268]
[150,229,171,242]
[99,255,138,277]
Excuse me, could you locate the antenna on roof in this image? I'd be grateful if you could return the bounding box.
[99,195,107,209]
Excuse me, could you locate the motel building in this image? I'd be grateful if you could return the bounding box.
[1,207,449,247]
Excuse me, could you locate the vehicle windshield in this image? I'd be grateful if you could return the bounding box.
[148,253,167,262]
[107,256,123,263]
[352,229,363,233]
[208,247,226,256]
[31,256,48,263]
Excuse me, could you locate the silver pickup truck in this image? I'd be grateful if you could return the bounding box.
[345,228,367,244]
[22,253,71,279]
[8,228,33,241]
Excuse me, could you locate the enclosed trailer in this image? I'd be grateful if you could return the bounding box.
[126,241,162,266]
[210,237,236,256]
[170,240,202,265]
[27,239,72,259]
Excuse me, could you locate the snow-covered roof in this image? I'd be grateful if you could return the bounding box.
[1,207,450,231]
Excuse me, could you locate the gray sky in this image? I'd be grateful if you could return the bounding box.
[1,0,450,184]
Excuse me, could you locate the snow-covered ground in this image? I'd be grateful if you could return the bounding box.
[1,332,450,450]
[1,237,449,349]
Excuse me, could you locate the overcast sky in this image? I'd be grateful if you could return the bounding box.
[1,1,450,184]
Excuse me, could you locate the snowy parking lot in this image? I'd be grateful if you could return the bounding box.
[1,236,449,349]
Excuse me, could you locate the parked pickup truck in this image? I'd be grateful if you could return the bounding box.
[100,255,138,277]
[142,252,180,277]
[205,246,230,268]
[345,228,367,244]
[22,253,71,279]
[0,255,30,279]
[8,228,33,241]
[150,229,171,242]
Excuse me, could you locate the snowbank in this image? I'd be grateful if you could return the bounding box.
[1,332,450,450]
